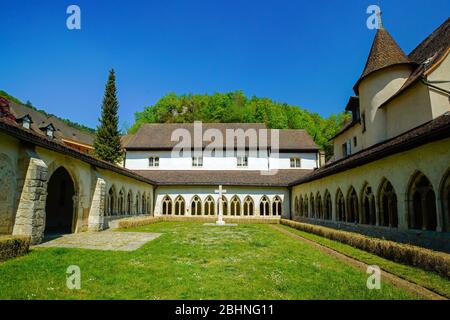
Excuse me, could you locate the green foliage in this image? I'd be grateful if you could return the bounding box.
[0,235,30,261]
[130,91,349,157]
[93,70,123,163]
[0,90,23,105]
[0,90,95,134]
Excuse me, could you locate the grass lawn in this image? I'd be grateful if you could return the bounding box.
[0,222,423,300]
[278,224,450,298]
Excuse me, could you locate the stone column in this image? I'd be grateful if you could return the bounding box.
[88,177,106,231]
[397,192,408,231]
[435,195,443,233]
[331,194,337,222]
[13,154,48,245]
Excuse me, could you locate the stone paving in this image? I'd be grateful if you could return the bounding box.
[36,231,162,251]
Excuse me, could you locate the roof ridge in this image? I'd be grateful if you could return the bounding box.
[409,17,450,62]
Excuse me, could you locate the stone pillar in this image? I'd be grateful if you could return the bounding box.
[13,154,48,245]
[435,195,443,233]
[88,177,106,231]
[331,192,337,222]
[397,192,408,231]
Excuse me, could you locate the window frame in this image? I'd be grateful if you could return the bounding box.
[192,156,203,167]
[290,157,301,168]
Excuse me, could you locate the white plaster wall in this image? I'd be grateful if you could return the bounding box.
[125,150,318,170]
[269,152,318,169]
[428,52,450,118]
[359,64,413,147]
[333,124,363,160]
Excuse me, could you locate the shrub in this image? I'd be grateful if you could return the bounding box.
[0,236,31,261]
[281,219,450,279]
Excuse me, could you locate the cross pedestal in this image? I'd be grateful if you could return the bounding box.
[215,185,227,226]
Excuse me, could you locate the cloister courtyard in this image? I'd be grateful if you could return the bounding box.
[0,222,449,300]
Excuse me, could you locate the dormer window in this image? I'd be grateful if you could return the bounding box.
[46,127,54,138]
[40,123,56,139]
[21,115,32,129]
[17,115,33,129]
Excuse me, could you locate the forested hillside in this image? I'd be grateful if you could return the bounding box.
[130,91,349,156]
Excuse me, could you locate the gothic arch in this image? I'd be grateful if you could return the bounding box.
[127,190,133,215]
[204,196,215,216]
[162,195,172,215]
[294,196,299,216]
[107,185,117,216]
[272,196,282,216]
[141,192,146,215]
[408,171,437,231]
[191,195,202,216]
[299,195,304,217]
[346,187,358,223]
[310,193,315,218]
[260,196,270,216]
[378,179,398,228]
[135,191,141,214]
[361,183,376,225]
[218,195,228,216]
[324,190,332,220]
[304,195,309,217]
[440,169,450,232]
[174,195,185,216]
[118,188,125,215]
[243,196,254,216]
[230,196,241,216]
[316,192,323,219]
[336,189,345,222]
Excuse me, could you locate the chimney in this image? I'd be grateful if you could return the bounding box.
[319,151,326,168]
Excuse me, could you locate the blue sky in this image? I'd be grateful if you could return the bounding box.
[1,0,449,130]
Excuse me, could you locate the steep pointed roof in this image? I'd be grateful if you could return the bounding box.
[353,27,412,93]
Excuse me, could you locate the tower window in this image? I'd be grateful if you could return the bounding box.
[362,112,367,133]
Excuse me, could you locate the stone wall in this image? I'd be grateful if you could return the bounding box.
[291,137,450,251]
[0,132,155,244]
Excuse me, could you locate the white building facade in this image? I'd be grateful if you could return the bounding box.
[123,123,321,219]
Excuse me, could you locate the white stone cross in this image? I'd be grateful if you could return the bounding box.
[215,185,227,225]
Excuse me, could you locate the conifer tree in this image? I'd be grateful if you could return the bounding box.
[93,69,122,163]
